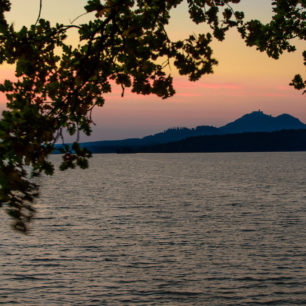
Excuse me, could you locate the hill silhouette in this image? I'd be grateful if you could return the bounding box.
[54,111,306,153]
[129,130,306,153]
[220,110,306,134]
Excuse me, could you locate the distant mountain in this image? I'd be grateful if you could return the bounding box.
[220,111,306,134]
[62,126,220,153]
[54,111,306,153]
[141,126,220,143]
[131,130,306,153]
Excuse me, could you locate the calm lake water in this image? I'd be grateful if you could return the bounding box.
[1,152,306,305]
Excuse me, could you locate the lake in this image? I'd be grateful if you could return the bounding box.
[1,152,306,305]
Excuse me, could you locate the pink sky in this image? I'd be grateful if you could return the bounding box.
[0,0,305,141]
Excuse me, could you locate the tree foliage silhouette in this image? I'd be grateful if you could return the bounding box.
[0,0,305,232]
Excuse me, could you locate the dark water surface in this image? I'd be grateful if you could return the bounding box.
[1,152,306,305]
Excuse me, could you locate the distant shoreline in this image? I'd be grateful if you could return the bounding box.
[116,130,306,154]
[53,129,306,154]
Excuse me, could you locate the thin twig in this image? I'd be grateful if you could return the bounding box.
[70,12,89,24]
[121,83,125,97]
[35,0,43,26]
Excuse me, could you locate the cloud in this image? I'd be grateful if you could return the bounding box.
[198,83,241,90]
[173,78,242,90]
[276,85,294,92]
[175,93,201,97]
[255,92,288,98]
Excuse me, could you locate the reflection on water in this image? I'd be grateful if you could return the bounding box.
[1,152,306,305]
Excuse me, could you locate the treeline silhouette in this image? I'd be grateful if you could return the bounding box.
[117,130,306,153]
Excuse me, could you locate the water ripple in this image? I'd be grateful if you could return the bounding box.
[1,152,305,304]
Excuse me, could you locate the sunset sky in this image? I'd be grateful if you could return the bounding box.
[0,0,305,141]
